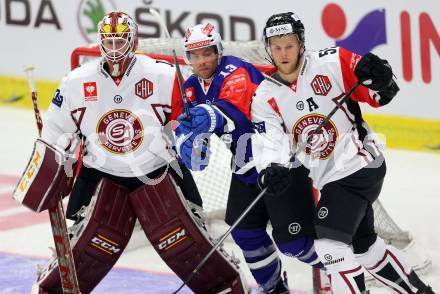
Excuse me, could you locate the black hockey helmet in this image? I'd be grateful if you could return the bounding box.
[263,12,305,45]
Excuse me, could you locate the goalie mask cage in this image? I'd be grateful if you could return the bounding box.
[71,38,431,291]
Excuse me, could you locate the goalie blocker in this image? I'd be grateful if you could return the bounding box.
[12,139,75,212]
[32,158,246,293]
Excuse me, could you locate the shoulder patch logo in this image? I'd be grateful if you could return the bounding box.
[51,89,63,107]
[253,121,266,133]
[311,75,332,96]
[83,82,98,101]
[185,87,196,103]
[135,78,154,99]
[267,97,281,116]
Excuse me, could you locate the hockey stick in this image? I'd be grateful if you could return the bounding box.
[172,81,363,293]
[24,65,81,294]
[146,8,191,121]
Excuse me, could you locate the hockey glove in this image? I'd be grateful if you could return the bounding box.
[175,104,225,138]
[175,132,210,171]
[355,52,393,92]
[257,163,292,195]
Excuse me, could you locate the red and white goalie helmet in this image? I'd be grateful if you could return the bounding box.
[97,11,138,72]
[182,23,223,64]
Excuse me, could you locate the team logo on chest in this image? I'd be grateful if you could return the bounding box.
[96,109,144,154]
[310,75,332,96]
[293,114,338,159]
[135,78,154,99]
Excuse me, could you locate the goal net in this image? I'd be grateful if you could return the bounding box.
[71,38,431,287]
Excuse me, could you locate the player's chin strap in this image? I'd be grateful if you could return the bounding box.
[172,80,365,294]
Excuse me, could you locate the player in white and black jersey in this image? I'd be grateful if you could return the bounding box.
[252,12,435,294]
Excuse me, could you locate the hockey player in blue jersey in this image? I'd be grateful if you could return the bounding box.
[174,23,323,293]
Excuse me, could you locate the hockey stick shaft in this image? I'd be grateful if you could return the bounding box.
[172,186,268,294]
[24,66,81,294]
[24,66,43,137]
[173,81,362,293]
[146,8,191,121]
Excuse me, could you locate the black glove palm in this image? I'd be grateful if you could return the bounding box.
[355,52,393,92]
[257,163,291,195]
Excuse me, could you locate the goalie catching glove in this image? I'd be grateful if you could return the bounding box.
[257,163,292,195]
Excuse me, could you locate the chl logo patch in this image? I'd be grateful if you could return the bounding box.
[311,75,332,96]
[135,78,154,99]
[288,222,301,235]
[318,207,329,219]
[83,82,98,101]
[96,109,144,154]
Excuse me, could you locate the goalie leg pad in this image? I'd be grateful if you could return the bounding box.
[129,173,247,294]
[356,237,428,293]
[36,178,136,294]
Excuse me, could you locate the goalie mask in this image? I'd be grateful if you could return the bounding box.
[263,12,305,62]
[182,23,223,65]
[98,11,138,77]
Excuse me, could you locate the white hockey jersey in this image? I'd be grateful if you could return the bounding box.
[251,47,387,189]
[42,55,182,177]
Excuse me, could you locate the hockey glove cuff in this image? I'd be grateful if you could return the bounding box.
[257,163,292,195]
[355,52,394,92]
[175,104,225,138]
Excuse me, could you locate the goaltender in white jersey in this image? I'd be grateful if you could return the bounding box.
[43,54,182,177]
[20,11,247,294]
[252,47,385,189]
